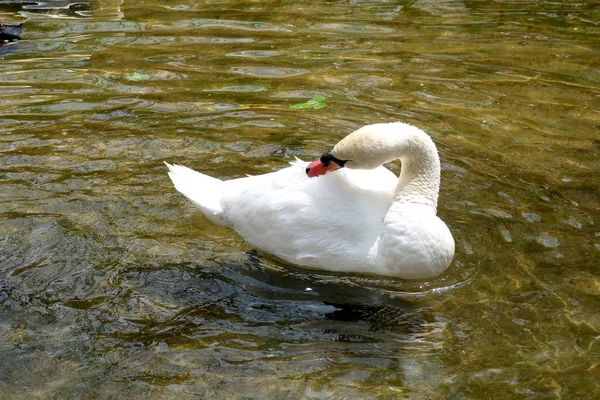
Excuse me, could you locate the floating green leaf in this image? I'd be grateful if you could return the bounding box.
[290,95,327,110]
[125,72,152,81]
[289,101,313,109]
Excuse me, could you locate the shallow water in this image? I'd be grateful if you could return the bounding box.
[0,0,599,398]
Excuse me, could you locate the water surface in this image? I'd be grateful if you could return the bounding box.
[0,0,599,398]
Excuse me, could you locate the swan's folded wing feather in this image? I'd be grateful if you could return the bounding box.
[165,162,231,227]
[220,163,397,269]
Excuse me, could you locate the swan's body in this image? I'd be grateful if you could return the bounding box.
[166,122,454,279]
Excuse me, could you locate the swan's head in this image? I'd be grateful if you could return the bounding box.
[306,122,410,177]
[305,150,348,177]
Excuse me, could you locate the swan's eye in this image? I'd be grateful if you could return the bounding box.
[320,151,348,167]
[320,152,334,166]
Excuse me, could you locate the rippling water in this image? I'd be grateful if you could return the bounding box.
[0,0,599,398]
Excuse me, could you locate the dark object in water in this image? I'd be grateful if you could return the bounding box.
[0,23,23,41]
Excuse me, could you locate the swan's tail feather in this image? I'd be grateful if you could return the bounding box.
[164,162,230,227]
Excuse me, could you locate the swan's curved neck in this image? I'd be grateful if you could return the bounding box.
[334,122,441,211]
[394,146,440,211]
[375,125,441,211]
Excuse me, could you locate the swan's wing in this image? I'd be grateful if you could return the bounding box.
[220,161,398,269]
[166,159,313,228]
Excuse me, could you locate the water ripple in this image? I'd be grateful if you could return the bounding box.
[229,66,309,78]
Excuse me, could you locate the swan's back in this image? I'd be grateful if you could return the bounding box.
[220,161,397,270]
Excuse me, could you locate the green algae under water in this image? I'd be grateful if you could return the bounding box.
[0,0,599,398]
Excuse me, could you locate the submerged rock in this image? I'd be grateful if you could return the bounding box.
[0,23,22,41]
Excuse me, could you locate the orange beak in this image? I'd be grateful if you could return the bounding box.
[306,159,342,178]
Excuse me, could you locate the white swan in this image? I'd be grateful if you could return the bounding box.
[166,122,455,279]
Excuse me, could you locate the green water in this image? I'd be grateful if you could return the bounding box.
[1,0,599,398]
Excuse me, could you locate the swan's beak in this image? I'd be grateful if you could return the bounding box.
[306,159,342,178]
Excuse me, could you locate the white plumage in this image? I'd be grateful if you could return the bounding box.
[166,122,455,279]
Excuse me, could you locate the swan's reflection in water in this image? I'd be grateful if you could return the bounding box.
[88,253,457,395]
